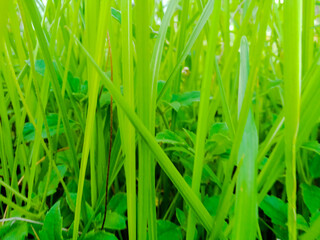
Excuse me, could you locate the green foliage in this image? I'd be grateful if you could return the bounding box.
[157,220,182,240]
[83,231,118,240]
[0,222,28,240]
[39,202,63,240]
[1,0,320,240]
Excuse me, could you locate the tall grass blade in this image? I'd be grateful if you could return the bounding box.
[185,1,221,239]
[233,36,258,240]
[283,1,302,239]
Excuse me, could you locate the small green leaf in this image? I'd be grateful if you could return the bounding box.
[301,141,320,155]
[102,211,127,230]
[205,134,232,155]
[260,195,287,226]
[67,72,80,93]
[171,91,201,107]
[39,201,63,240]
[108,193,127,215]
[203,195,220,216]
[157,80,171,102]
[176,208,186,228]
[0,222,28,240]
[84,231,118,240]
[156,130,186,145]
[81,81,89,94]
[99,92,111,108]
[66,193,77,212]
[297,214,309,232]
[209,122,229,138]
[157,220,182,240]
[167,101,181,112]
[111,7,121,23]
[301,183,320,214]
[308,155,320,179]
[23,114,77,142]
[26,59,46,76]
[38,165,67,196]
[183,128,196,146]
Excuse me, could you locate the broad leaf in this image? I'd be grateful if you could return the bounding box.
[157,220,182,240]
[39,201,63,240]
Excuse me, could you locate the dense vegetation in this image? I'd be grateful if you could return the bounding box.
[0,0,319,239]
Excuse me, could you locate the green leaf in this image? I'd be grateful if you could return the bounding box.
[0,222,28,240]
[66,192,77,212]
[38,165,67,196]
[297,214,309,232]
[108,193,127,215]
[208,122,229,138]
[102,211,127,230]
[26,59,46,76]
[39,201,63,240]
[99,92,111,108]
[301,183,320,214]
[205,134,232,155]
[166,101,181,112]
[157,80,171,102]
[157,220,182,240]
[309,155,320,179]
[156,130,186,145]
[23,114,76,142]
[171,91,201,108]
[84,231,118,240]
[203,195,220,216]
[260,195,287,226]
[111,7,121,23]
[301,141,320,155]
[183,128,196,146]
[67,72,80,93]
[176,208,186,228]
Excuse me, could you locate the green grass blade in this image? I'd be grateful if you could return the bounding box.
[185,1,221,239]
[135,0,157,238]
[283,1,302,239]
[232,36,258,240]
[71,1,110,238]
[120,0,136,238]
[302,0,315,76]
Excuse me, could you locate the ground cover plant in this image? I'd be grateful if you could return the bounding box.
[0,0,320,239]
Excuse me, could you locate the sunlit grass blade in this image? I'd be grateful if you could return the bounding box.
[185,1,221,239]
[302,0,315,76]
[71,1,110,238]
[283,0,302,239]
[233,36,258,240]
[135,0,157,238]
[120,0,136,238]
